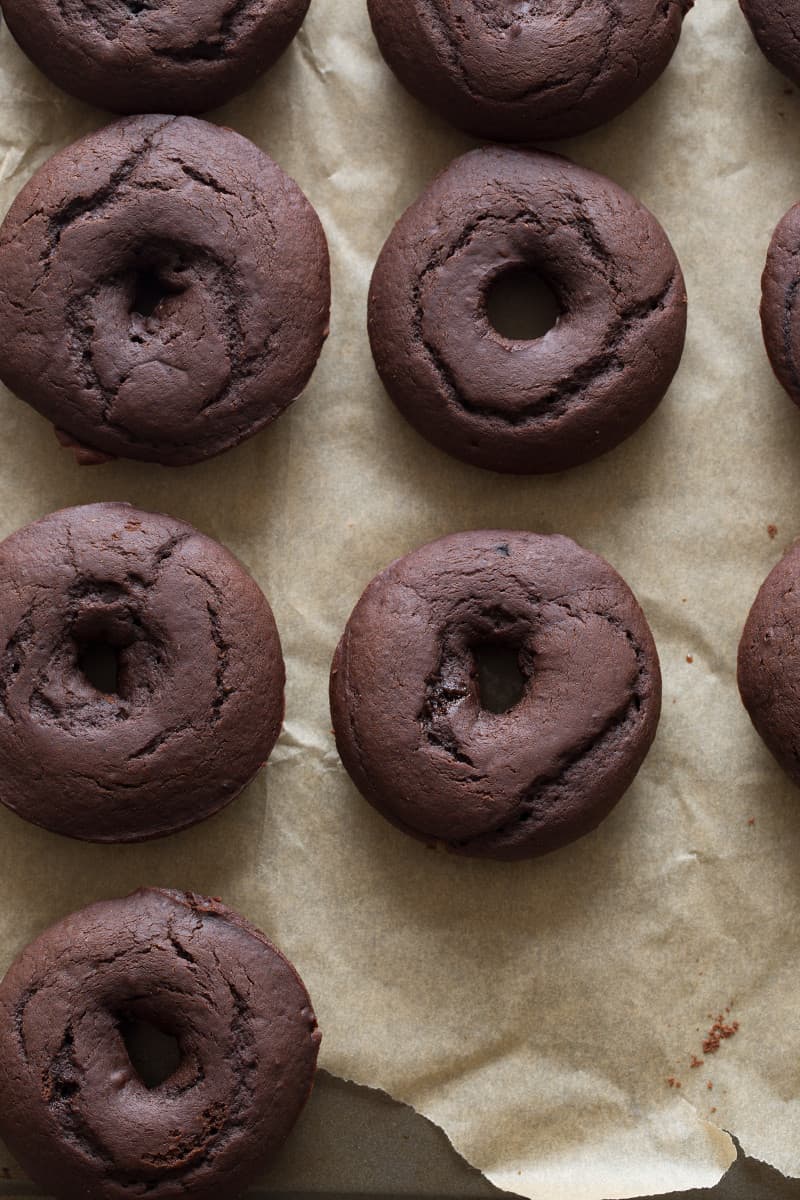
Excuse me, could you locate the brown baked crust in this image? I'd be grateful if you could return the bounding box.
[738,540,800,786]
[0,0,311,114]
[740,0,800,88]
[368,147,687,475]
[0,115,330,467]
[330,530,661,860]
[368,0,693,142]
[0,889,320,1200]
[0,502,285,842]
[760,202,800,409]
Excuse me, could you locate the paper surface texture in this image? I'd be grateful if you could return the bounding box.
[0,1,797,1197]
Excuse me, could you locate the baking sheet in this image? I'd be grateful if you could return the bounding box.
[0,1,798,1197]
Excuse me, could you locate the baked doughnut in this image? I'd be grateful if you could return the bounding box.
[368,0,693,142]
[760,201,800,409]
[0,0,311,114]
[740,1,800,89]
[0,115,330,467]
[0,503,284,842]
[368,147,687,474]
[0,888,320,1200]
[738,540,800,786]
[330,530,661,860]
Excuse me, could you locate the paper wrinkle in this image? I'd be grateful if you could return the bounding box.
[0,2,797,1198]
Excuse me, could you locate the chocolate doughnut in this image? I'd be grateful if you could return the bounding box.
[0,115,330,467]
[738,541,800,787]
[760,202,800,410]
[0,0,311,115]
[740,1,800,88]
[0,889,320,1200]
[368,0,693,142]
[0,503,285,843]
[368,148,687,475]
[330,530,661,860]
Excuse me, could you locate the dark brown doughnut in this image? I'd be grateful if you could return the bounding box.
[0,503,285,843]
[738,540,800,787]
[0,0,311,115]
[760,202,800,409]
[740,1,800,89]
[330,530,661,860]
[368,147,687,475]
[0,889,320,1200]
[368,0,693,142]
[0,115,330,467]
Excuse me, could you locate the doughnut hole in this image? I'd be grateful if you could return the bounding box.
[131,267,173,319]
[118,1013,183,1090]
[77,641,121,695]
[472,640,527,713]
[128,246,191,323]
[71,602,163,702]
[485,265,562,341]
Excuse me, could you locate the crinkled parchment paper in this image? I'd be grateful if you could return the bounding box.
[0,1,798,1196]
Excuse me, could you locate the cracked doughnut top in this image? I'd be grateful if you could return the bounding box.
[330,530,661,860]
[0,115,330,468]
[740,0,800,88]
[0,889,320,1200]
[0,0,311,114]
[760,202,800,411]
[0,502,285,843]
[368,147,687,475]
[368,0,693,142]
[738,542,800,789]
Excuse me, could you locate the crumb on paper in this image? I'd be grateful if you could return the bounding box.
[767,524,778,540]
[710,1106,717,1114]
[686,655,694,664]
[747,817,756,826]
[702,1012,740,1055]
[690,1055,704,1069]
[707,1081,713,1090]
[667,1076,681,1088]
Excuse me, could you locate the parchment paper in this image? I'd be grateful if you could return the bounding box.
[0,1,798,1197]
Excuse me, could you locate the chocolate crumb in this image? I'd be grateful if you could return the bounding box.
[702,1012,740,1055]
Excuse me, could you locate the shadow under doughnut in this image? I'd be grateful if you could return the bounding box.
[0,0,312,114]
[330,530,661,861]
[0,889,320,1200]
[0,502,285,843]
[0,115,330,467]
[368,147,687,475]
